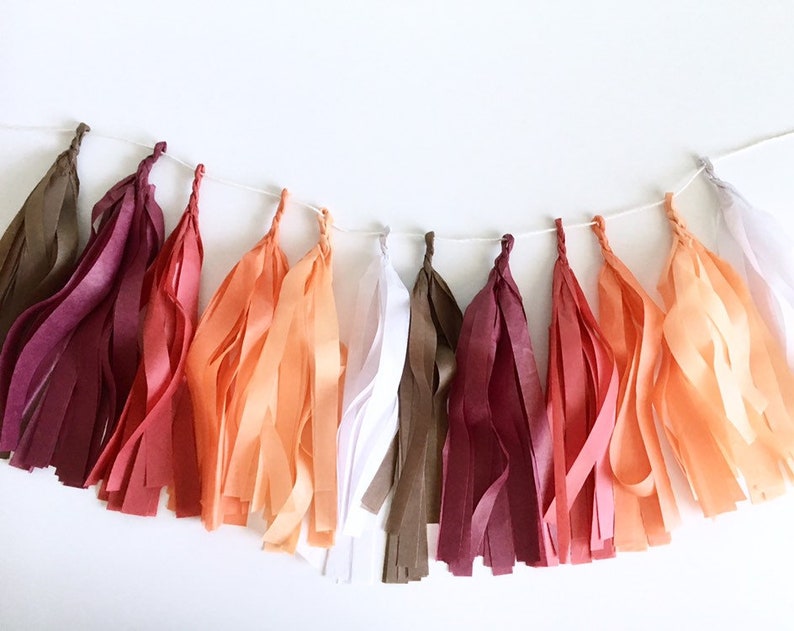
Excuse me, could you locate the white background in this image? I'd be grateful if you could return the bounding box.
[2,2,794,629]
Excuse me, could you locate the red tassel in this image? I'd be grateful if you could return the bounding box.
[438,235,556,576]
[0,143,166,487]
[86,165,205,517]
[544,218,618,564]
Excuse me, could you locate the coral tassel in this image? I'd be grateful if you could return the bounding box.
[591,216,680,551]
[544,218,618,564]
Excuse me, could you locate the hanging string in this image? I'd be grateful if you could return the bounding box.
[3,122,794,241]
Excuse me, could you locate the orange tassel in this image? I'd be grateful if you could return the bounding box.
[591,216,680,550]
[185,190,289,530]
[655,194,794,516]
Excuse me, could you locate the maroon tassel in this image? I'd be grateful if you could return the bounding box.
[0,143,166,487]
[438,235,556,575]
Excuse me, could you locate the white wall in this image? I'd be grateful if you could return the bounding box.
[2,2,794,629]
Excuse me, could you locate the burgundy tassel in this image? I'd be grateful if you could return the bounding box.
[438,235,556,575]
[0,143,166,487]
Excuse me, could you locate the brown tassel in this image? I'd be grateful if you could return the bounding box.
[0,123,89,344]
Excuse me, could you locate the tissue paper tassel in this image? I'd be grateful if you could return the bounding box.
[591,216,680,551]
[654,194,794,516]
[703,158,794,368]
[0,142,166,487]
[544,218,618,564]
[186,189,289,530]
[438,234,555,576]
[322,231,410,583]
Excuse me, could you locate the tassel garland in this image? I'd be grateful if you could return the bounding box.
[2,129,794,582]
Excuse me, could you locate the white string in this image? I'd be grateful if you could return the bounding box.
[3,121,793,242]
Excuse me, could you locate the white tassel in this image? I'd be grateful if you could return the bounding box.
[703,158,794,367]
[321,230,410,583]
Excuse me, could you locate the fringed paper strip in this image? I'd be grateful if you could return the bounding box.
[654,194,794,516]
[702,159,794,367]
[323,230,411,583]
[85,165,205,517]
[0,143,166,487]
[0,123,89,346]
[545,218,618,564]
[438,235,556,576]
[224,208,342,553]
[186,189,289,530]
[591,216,680,551]
[362,231,463,583]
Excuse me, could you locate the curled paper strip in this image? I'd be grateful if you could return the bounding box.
[224,209,343,552]
[591,216,680,551]
[323,230,411,583]
[86,165,205,517]
[186,190,289,530]
[438,235,556,576]
[0,143,166,487]
[544,218,618,564]
[702,159,794,368]
[0,123,88,346]
[363,232,463,583]
[654,195,794,516]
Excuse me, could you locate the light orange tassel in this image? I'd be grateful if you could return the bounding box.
[224,208,343,553]
[591,216,680,550]
[655,194,794,516]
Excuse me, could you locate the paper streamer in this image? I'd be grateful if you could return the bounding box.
[654,194,794,516]
[362,231,463,583]
[701,159,794,368]
[438,235,556,576]
[186,190,289,530]
[224,208,343,553]
[0,143,166,487]
[591,216,680,551]
[0,123,89,346]
[544,218,618,564]
[322,230,411,583]
[85,165,205,517]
